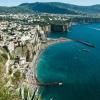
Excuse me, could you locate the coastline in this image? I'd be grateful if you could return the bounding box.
[35,37,72,81]
[30,37,72,96]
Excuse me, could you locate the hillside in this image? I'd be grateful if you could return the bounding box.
[0,2,100,14]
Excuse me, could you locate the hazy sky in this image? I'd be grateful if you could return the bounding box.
[0,0,100,6]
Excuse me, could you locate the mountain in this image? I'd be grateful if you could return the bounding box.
[19,2,79,14]
[0,6,33,14]
[0,2,100,14]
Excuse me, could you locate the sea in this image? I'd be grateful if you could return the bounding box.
[37,23,100,100]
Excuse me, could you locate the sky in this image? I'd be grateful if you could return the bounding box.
[0,0,100,6]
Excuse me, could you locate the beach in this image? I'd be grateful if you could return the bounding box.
[25,37,72,97]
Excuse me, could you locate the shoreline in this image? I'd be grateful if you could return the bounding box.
[32,38,72,91]
[34,37,72,81]
[27,35,96,98]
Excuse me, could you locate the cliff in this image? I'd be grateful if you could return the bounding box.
[1,25,47,100]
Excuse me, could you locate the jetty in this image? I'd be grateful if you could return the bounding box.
[33,75,63,87]
[36,82,63,86]
[75,40,95,48]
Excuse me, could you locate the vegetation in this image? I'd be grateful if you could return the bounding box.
[0,82,19,100]
[0,49,20,100]
[26,50,30,62]
[8,67,13,75]
[0,49,8,74]
[0,81,20,100]
[0,2,100,14]
[11,70,21,86]
[24,87,28,100]
[1,53,8,60]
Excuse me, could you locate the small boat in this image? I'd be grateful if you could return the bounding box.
[81,49,89,52]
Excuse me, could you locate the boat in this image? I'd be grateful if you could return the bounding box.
[81,49,89,52]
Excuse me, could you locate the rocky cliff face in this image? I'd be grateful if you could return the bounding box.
[1,25,47,100]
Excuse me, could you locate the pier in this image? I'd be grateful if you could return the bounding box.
[75,40,96,48]
[36,82,63,87]
[33,74,63,87]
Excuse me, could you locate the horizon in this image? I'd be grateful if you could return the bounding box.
[0,0,100,7]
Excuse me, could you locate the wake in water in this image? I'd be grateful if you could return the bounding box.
[89,27,100,31]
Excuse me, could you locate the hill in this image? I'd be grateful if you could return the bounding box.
[0,2,100,14]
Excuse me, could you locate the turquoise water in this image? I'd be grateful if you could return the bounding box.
[37,23,100,100]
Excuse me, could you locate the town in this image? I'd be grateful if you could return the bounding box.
[1,1,100,100]
[1,12,100,100]
[0,13,71,100]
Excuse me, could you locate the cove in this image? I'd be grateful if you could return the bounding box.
[37,23,100,100]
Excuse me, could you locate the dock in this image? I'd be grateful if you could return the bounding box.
[75,40,95,48]
[33,75,63,87]
[36,82,63,86]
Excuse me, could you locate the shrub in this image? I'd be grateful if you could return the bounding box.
[13,70,21,80]
[1,53,8,60]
